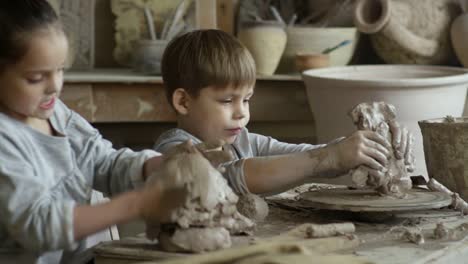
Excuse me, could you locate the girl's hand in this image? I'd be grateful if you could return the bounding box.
[388,120,415,172]
[139,178,187,224]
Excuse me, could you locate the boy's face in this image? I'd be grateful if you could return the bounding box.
[181,84,254,144]
[0,28,67,125]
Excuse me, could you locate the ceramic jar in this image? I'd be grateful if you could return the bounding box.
[132,39,168,75]
[419,117,468,200]
[451,13,468,67]
[353,0,460,65]
[237,21,287,75]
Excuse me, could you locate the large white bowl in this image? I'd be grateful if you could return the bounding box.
[302,65,468,177]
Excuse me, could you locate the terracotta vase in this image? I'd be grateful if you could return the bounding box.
[237,22,287,75]
[451,13,468,67]
[353,0,460,64]
[302,65,468,178]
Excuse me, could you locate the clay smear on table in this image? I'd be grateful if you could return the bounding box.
[145,141,254,253]
[349,102,412,198]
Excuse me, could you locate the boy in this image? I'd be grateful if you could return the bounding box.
[154,29,413,195]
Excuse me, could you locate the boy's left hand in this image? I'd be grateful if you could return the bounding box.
[388,120,415,172]
[195,139,233,167]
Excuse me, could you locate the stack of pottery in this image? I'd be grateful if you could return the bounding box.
[353,0,460,65]
[237,21,287,75]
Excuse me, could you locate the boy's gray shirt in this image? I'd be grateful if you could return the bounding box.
[0,100,159,264]
[154,128,325,195]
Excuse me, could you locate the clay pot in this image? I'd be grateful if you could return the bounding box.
[451,13,468,67]
[419,117,468,200]
[132,39,168,75]
[238,21,287,75]
[302,65,468,177]
[353,0,460,64]
[277,26,358,74]
[295,53,330,72]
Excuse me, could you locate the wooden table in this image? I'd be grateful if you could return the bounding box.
[93,185,468,264]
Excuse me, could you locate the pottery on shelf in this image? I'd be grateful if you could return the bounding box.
[451,12,468,67]
[276,26,359,74]
[353,0,460,65]
[295,53,330,72]
[302,65,468,178]
[419,117,468,200]
[132,39,168,75]
[237,21,287,76]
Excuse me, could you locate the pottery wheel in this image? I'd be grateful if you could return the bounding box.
[298,189,452,212]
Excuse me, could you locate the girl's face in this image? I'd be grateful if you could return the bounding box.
[0,27,68,125]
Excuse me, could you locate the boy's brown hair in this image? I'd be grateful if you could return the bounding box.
[161,29,256,108]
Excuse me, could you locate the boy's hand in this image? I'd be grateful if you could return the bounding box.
[388,120,415,172]
[194,139,233,169]
[329,130,391,173]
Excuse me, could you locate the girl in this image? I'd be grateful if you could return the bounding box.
[0,1,185,263]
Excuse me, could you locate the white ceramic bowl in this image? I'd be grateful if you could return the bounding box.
[277,26,359,74]
[302,65,468,177]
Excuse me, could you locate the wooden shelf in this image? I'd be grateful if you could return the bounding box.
[65,68,302,83]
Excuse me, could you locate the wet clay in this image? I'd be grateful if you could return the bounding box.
[287,223,356,238]
[145,141,254,252]
[236,194,269,222]
[158,227,231,253]
[427,178,468,214]
[349,102,412,197]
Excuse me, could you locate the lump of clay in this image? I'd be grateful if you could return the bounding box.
[348,102,412,198]
[237,194,269,222]
[158,227,231,252]
[145,140,254,252]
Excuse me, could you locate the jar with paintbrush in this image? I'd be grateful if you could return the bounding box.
[132,1,189,75]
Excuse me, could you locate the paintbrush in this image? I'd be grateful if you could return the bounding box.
[322,40,352,54]
[144,6,157,40]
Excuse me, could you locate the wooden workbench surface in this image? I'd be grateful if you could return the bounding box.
[93,185,468,264]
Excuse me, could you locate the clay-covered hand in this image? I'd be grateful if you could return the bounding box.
[194,139,233,171]
[328,130,391,173]
[139,176,187,224]
[388,120,415,172]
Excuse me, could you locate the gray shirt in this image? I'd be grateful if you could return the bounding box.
[154,128,324,195]
[0,100,159,264]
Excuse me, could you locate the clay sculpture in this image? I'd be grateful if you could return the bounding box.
[144,140,254,253]
[348,102,412,198]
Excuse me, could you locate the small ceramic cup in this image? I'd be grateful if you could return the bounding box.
[295,52,330,72]
[132,39,169,75]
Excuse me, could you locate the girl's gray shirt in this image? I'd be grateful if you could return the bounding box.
[154,128,325,195]
[0,100,159,264]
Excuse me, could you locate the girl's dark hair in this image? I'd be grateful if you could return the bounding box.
[0,0,61,69]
